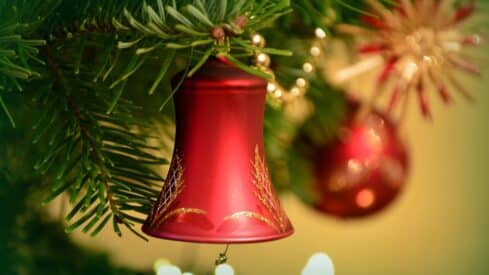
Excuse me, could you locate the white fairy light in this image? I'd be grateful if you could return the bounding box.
[290,87,301,96]
[301,253,335,275]
[215,264,235,275]
[296,78,307,88]
[314,28,327,39]
[274,89,284,98]
[157,265,182,275]
[267,82,277,93]
[310,46,321,57]
[303,62,314,73]
[154,258,172,273]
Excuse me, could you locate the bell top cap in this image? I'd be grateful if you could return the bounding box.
[177,57,267,90]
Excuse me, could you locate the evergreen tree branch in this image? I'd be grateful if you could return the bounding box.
[2,1,292,122]
[32,45,168,239]
[0,11,46,127]
[37,0,291,111]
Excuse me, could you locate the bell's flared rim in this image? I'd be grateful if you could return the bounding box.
[141,224,294,244]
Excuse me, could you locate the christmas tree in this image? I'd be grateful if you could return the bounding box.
[1,0,487,274]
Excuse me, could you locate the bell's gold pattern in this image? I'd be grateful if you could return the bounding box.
[223,211,278,232]
[148,153,185,228]
[160,208,208,223]
[251,146,289,233]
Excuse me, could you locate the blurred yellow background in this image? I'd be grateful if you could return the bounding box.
[58,45,489,275]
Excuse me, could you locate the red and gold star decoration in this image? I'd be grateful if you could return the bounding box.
[335,0,482,119]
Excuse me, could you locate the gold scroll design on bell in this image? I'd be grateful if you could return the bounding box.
[224,146,289,233]
[148,153,207,228]
[223,211,280,232]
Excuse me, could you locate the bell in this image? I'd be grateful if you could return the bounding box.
[142,58,293,243]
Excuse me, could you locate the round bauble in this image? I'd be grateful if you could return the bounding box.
[312,103,409,219]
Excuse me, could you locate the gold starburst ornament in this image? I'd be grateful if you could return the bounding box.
[336,0,483,119]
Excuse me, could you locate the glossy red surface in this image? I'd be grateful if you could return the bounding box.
[314,105,409,219]
[142,58,293,243]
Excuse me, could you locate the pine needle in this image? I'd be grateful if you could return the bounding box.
[0,95,15,128]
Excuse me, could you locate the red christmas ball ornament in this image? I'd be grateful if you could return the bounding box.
[313,103,409,219]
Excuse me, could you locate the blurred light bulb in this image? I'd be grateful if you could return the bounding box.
[290,86,301,96]
[182,273,194,275]
[303,62,314,73]
[267,82,277,93]
[215,264,234,275]
[310,46,321,57]
[315,28,327,39]
[157,265,182,275]
[154,258,172,273]
[296,78,307,88]
[301,253,334,275]
[274,89,283,98]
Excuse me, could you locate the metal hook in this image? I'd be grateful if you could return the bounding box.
[215,244,230,265]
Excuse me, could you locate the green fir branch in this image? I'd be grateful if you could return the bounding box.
[32,46,168,239]
[0,20,46,126]
[2,0,291,121]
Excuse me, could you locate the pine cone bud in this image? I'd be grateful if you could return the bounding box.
[235,15,249,29]
[212,26,226,40]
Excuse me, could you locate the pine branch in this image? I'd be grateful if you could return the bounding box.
[108,0,291,110]
[39,0,291,111]
[32,45,168,239]
[0,4,46,127]
[114,0,291,62]
[1,1,291,122]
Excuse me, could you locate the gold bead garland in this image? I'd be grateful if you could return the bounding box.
[251,29,328,106]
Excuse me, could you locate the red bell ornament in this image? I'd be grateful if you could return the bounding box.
[142,58,293,243]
